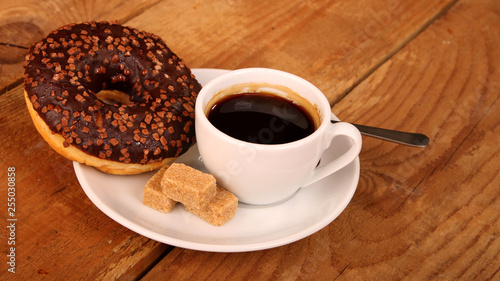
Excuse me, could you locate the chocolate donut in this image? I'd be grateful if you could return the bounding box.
[23,21,201,174]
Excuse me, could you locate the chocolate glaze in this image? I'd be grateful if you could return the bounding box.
[23,21,201,165]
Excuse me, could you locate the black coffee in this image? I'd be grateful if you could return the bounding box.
[207,92,316,144]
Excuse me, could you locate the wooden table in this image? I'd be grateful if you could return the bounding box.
[1,0,499,279]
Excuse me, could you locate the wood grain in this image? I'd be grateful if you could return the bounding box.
[127,0,457,104]
[1,0,499,280]
[141,0,500,280]
[0,85,172,280]
[0,0,162,94]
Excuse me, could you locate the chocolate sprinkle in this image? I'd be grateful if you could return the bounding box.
[24,21,201,165]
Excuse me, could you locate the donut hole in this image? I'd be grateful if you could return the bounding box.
[96,89,133,106]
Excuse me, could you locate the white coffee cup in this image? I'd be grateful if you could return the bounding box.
[195,68,362,205]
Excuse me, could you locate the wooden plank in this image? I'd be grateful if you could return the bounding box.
[2,0,488,279]
[0,0,162,94]
[141,0,500,280]
[0,1,173,279]
[0,85,172,280]
[329,0,500,279]
[126,0,457,104]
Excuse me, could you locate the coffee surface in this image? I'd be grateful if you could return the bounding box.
[207,92,316,144]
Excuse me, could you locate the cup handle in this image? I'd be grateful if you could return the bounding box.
[302,122,362,187]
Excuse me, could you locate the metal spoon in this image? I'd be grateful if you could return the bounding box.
[331,120,430,147]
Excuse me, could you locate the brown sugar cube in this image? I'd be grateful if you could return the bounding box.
[143,165,177,213]
[184,186,238,226]
[161,163,216,209]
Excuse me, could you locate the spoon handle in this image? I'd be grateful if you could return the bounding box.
[331,120,430,148]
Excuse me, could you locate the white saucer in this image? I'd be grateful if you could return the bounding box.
[73,68,360,252]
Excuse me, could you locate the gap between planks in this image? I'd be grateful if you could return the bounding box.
[331,0,460,106]
[0,1,460,98]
